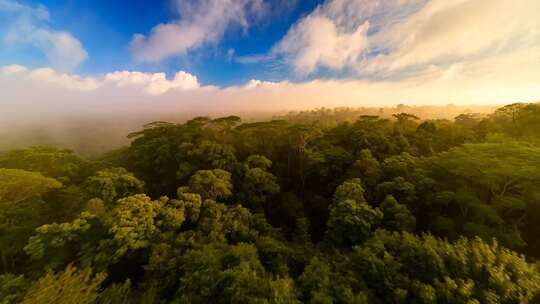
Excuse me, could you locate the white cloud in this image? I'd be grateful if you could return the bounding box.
[0,0,87,71]
[273,0,425,75]
[273,16,369,75]
[105,71,200,95]
[364,0,540,73]
[28,68,99,91]
[130,0,266,62]
[0,66,201,95]
[274,0,540,78]
[0,64,98,90]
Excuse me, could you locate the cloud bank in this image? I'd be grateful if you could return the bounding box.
[1,46,539,126]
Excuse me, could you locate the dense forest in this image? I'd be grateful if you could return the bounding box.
[1,102,540,303]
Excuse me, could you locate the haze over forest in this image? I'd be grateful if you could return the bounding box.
[0,104,499,156]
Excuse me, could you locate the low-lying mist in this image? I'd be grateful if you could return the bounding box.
[1,64,536,155]
[1,104,499,156]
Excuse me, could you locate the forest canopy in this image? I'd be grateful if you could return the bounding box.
[1,102,540,303]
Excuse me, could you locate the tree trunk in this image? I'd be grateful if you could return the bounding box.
[0,247,8,272]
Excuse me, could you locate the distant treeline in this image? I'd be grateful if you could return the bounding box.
[0,104,498,156]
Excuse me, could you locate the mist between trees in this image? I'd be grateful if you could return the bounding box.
[0,104,497,156]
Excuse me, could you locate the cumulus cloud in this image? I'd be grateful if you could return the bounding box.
[0,0,87,71]
[105,71,200,95]
[0,64,99,90]
[0,65,201,96]
[130,0,266,62]
[273,0,424,75]
[274,14,369,75]
[274,0,540,78]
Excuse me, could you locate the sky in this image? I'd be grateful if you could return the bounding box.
[0,0,539,122]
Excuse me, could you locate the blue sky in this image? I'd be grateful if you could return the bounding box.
[1,0,327,86]
[0,0,538,119]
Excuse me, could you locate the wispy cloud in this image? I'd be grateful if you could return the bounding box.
[362,0,540,74]
[273,14,369,75]
[273,0,540,79]
[272,0,425,75]
[130,0,267,62]
[0,0,87,71]
[0,0,49,20]
[235,53,275,64]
